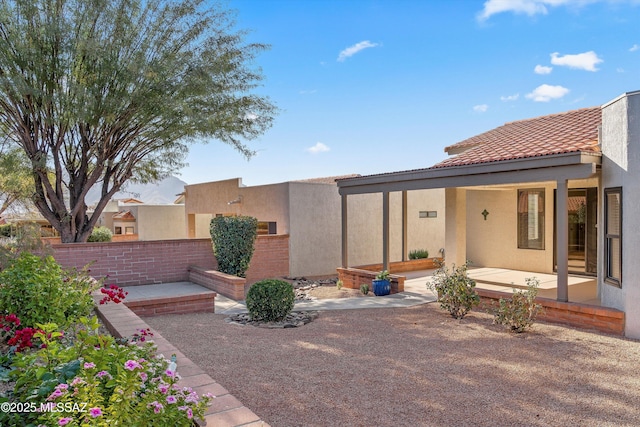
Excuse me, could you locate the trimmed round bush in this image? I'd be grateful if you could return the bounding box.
[88,226,113,242]
[246,279,295,322]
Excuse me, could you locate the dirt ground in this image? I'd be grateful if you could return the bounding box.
[145,304,640,427]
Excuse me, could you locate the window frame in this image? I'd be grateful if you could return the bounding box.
[604,187,622,287]
[517,188,545,250]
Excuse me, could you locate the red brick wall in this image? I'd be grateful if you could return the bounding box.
[246,234,290,284]
[336,268,405,294]
[51,235,290,287]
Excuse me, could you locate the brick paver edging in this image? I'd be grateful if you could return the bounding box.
[94,297,269,427]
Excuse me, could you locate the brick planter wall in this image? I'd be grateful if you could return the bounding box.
[476,288,625,336]
[356,257,442,274]
[188,266,248,300]
[125,293,216,317]
[336,268,405,294]
[246,234,289,284]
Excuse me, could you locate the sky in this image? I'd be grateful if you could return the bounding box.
[178,0,640,186]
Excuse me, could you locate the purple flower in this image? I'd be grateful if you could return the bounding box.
[186,408,193,419]
[83,362,96,369]
[158,384,169,394]
[56,383,69,391]
[89,407,102,418]
[71,377,85,386]
[58,418,72,426]
[95,370,112,380]
[139,372,148,382]
[47,389,63,401]
[185,392,199,404]
[124,360,141,371]
[165,369,175,378]
[166,395,177,404]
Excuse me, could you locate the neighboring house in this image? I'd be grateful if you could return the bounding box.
[95,198,187,241]
[183,176,445,277]
[337,90,640,338]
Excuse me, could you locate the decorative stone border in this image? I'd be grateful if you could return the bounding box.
[94,296,269,426]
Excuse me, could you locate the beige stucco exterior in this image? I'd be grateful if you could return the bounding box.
[184,178,445,277]
[125,204,186,241]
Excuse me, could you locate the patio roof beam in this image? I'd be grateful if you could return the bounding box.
[338,162,597,196]
[382,191,390,272]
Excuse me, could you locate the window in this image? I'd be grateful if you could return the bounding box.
[114,227,122,235]
[419,211,437,218]
[257,221,277,235]
[125,226,135,235]
[605,188,622,287]
[518,189,545,250]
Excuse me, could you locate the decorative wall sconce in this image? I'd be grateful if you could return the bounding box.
[481,209,489,220]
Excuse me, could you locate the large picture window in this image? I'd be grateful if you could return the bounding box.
[518,189,545,250]
[604,187,622,287]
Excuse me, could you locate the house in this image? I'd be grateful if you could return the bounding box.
[183,176,445,277]
[95,198,187,241]
[337,90,640,338]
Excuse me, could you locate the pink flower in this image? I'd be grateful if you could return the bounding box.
[147,401,164,414]
[56,384,69,391]
[71,377,85,386]
[166,395,177,404]
[96,371,112,379]
[165,369,175,378]
[139,372,148,382]
[83,362,96,369]
[124,360,141,371]
[158,384,169,394]
[89,407,102,418]
[58,418,72,426]
[47,389,63,401]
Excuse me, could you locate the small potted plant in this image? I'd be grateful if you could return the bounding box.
[372,270,391,296]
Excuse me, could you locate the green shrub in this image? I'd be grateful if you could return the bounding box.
[336,280,343,290]
[360,283,369,295]
[0,222,53,270]
[375,270,390,280]
[427,261,479,319]
[493,277,543,333]
[409,249,429,259]
[210,216,258,278]
[0,253,97,328]
[87,226,113,242]
[246,279,295,322]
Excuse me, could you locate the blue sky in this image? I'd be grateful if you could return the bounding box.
[179,0,640,186]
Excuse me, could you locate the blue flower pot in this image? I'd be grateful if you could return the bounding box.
[372,279,391,296]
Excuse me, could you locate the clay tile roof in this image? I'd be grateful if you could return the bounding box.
[434,107,602,169]
[112,210,136,221]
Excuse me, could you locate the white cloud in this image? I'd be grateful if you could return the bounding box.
[473,104,489,113]
[306,142,330,154]
[478,0,576,21]
[534,64,553,74]
[500,93,520,102]
[630,44,640,52]
[337,40,379,62]
[550,51,603,71]
[525,84,570,102]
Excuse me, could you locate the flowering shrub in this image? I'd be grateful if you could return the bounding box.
[98,284,128,305]
[493,277,543,333]
[6,318,213,426]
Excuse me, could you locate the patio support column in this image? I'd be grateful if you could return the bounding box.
[341,194,348,268]
[383,191,390,272]
[556,179,569,302]
[402,191,408,261]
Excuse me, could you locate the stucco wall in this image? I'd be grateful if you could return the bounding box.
[130,205,187,241]
[288,182,341,276]
[600,91,640,339]
[466,185,554,272]
[184,178,290,237]
[347,189,445,268]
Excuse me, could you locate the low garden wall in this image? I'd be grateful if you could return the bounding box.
[51,235,290,289]
[356,257,442,273]
[476,288,625,336]
[336,268,405,294]
[188,266,248,300]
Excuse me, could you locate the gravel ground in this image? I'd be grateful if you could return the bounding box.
[145,304,640,427]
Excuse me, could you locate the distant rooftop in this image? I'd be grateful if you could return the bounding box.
[294,174,361,184]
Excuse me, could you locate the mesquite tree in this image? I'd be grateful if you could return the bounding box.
[0,0,276,242]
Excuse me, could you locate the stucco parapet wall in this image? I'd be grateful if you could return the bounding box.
[93,295,268,426]
[188,266,247,300]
